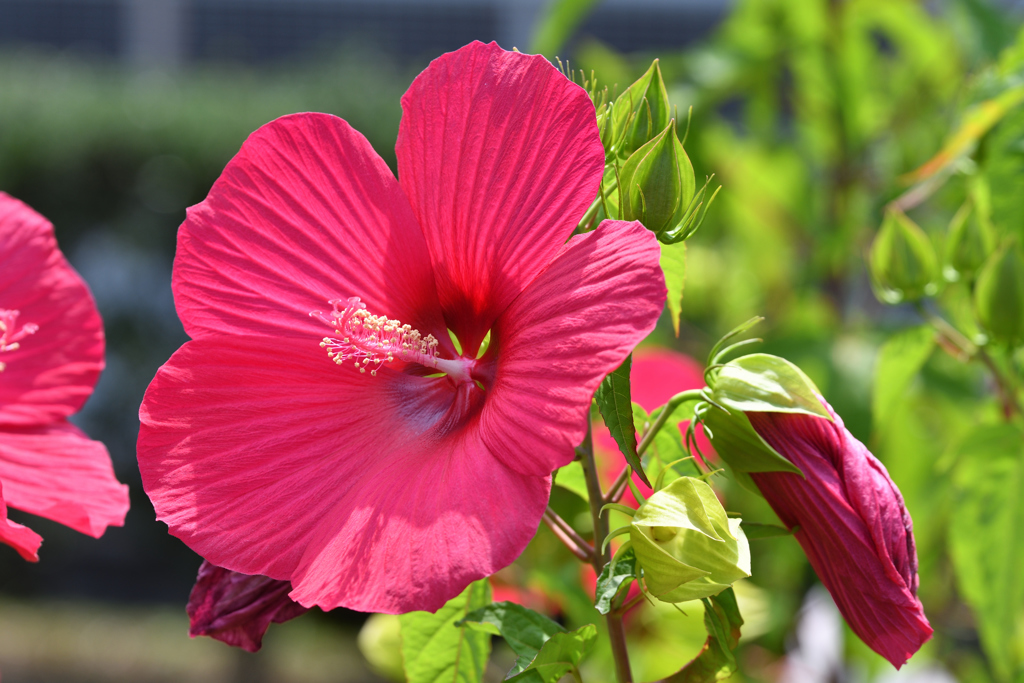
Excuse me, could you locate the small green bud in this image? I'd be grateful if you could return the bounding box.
[607,60,672,159]
[619,120,697,239]
[974,238,1024,345]
[944,201,995,282]
[630,477,750,603]
[869,208,939,304]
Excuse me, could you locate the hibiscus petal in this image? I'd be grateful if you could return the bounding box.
[187,560,308,652]
[0,480,42,561]
[0,422,129,537]
[0,193,104,427]
[479,220,666,477]
[173,113,450,348]
[139,338,549,613]
[397,41,605,353]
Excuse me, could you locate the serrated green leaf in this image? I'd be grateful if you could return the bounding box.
[400,580,492,683]
[739,522,794,540]
[872,326,935,433]
[594,547,638,614]
[950,424,1024,682]
[507,624,598,683]
[554,460,589,502]
[457,602,566,678]
[712,354,830,419]
[661,240,687,337]
[701,405,803,476]
[596,356,650,486]
[664,588,743,682]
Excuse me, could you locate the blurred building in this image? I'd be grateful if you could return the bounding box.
[0,0,727,66]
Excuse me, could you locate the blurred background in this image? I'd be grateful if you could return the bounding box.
[2,0,1024,681]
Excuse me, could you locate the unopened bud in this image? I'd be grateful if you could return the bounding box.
[974,238,1024,345]
[944,201,995,282]
[619,119,698,240]
[869,208,939,304]
[630,477,750,603]
[607,60,672,159]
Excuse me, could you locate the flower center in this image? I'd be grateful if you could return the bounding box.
[310,297,474,383]
[0,309,38,372]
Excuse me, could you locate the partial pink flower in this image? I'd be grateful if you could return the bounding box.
[595,348,713,506]
[138,41,666,614]
[746,401,932,668]
[0,192,130,560]
[188,561,309,652]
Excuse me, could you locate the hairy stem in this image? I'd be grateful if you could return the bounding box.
[579,424,633,683]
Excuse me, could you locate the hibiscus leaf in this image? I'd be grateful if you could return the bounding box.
[596,355,651,486]
[712,353,831,419]
[660,240,687,337]
[506,624,598,683]
[457,601,566,678]
[664,588,743,682]
[949,424,1024,682]
[400,579,492,683]
[594,547,637,614]
[872,326,935,434]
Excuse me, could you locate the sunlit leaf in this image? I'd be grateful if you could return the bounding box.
[594,547,638,615]
[554,460,589,502]
[507,624,598,683]
[400,580,492,683]
[664,588,743,682]
[661,240,687,336]
[458,601,566,678]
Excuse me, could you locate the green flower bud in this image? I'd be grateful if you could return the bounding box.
[607,60,672,159]
[619,120,697,240]
[869,208,939,304]
[944,201,995,282]
[974,238,1024,345]
[630,477,750,603]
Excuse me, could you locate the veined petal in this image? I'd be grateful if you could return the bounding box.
[0,480,42,561]
[0,422,129,537]
[0,193,104,427]
[138,339,549,613]
[397,41,605,353]
[173,113,449,347]
[480,220,666,477]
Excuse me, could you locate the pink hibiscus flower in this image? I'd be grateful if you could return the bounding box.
[747,401,932,668]
[138,41,666,614]
[0,192,129,560]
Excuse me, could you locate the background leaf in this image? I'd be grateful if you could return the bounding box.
[950,424,1024,682]
[458,601,566,678]
[596,355,651,486]
[529,0,602,57]
[872,325,935,433]
[554,461,589,502]
[400,580,492,683]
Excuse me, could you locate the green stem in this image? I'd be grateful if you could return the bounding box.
[579,424,633,683]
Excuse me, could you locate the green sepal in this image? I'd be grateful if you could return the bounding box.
[632,476,724,541]
[400,580,492,683]
[456,601,565,678]
[869,207,940,305]
[595,355,651,487]
[974,237,1024,345]
[506,624,598,683]
[710,353,831,419]
[700,405,804,476]
[594,546,638,615]
[619,119,697,239]
[609,59,672,159]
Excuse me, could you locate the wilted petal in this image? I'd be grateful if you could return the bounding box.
[188,560,308,652]
[397,41,605,353]
[748,402,932,668]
